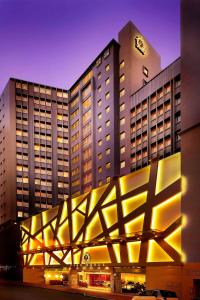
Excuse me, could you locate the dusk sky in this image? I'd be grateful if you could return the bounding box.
[0,0,180,93]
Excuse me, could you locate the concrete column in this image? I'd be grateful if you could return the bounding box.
[111,272,121,293]
[69,269,78,288]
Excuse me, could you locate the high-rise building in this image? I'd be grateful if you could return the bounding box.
[69,21,161,197]
[0,79,69,224]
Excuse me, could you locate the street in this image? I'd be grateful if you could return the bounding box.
[0,284,98,300]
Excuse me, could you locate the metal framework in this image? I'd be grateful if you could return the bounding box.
[21,153,182,267]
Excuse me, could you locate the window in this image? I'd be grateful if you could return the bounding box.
[105,64,110,72]
[104,48,110,59]
[157,89,163,99]
[98,99,102,107]
[165,83,171,94]
[98,139,102,146]
[98,126,102,133]
[96,57,102,67]
[105,77,110,85]
[120,74,125,83]
[71,120,79,130]
[105,91,110,100]
[106,134,110,141]
[98,85,102,93]
[143,66,148,77]
[120,132,125,140]
[120,60,125,69]
[120,117,125,126]
[97,72,102,80]
[98,180,103,187]
[175,75,181,88]
[105,106,110,113]
[98,113,102,120]
[120,161,125,169]
[72,143,79,153]
[106,148,110,155]
[83,135,91,147]
[120,146,125,154]
[83,96,91,110]
[106,176,111,183]
[98,166,102,173]
[106,120,110,127]
[83,160,92,172]
[120,103,125,112]
[83,148,92,160]
[98,153,102,160]
[106,162,111,169]
[120,88,125,97]
[83,109,91,124]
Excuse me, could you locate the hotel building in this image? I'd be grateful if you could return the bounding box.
[1,0,200,298]
[0,79,69,225]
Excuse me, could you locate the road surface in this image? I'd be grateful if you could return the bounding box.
[0,284,98,300]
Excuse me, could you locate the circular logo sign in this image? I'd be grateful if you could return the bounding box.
[83,253,91,263]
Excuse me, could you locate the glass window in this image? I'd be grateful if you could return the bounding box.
[120,88,125,98]
[98,113,102,120]
[105,64,110,72]
[106,120,110,127]
[120,146,125,154]
[120,103,125,112]
[105,77,110,85]
[106,162,111,169]
[120,118,125,126]
[105,91,110,100]
[106,148,110,155]
[120,74,125,83]
[105,106,110,113]
[120,132,125,140]
[120,161,125,168]
[120,60,125,69]
[106,134,110,141]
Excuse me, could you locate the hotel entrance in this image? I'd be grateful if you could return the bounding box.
[78,271,111,291]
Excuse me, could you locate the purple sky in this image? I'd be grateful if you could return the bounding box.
[0,0,180,93]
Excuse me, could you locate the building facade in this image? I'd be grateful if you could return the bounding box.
[0,79,69,224]
[21,152,183,296]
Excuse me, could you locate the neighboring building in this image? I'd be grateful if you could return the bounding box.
[68,21,161,197]
[124,58,181,173]
[0,79,69,224]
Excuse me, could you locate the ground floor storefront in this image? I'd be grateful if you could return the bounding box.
[23,264,200,299]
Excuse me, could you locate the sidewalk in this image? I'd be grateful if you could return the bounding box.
[0,280,133,300]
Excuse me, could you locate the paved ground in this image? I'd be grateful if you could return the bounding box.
[0,284,97,300]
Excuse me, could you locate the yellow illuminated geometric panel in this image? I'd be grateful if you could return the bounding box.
[122,192,147,217]
[125,214,144,236]
[109,229,119,238]
[102,186,116,206]
[85,212,103,241]
[88,184,109,215]
[57,219,70,245]
[78,199,87,214]
[147,240,173,262]
[72,211,85,240]
[43,225,54,247]
[53,250,63,260]
[49,256,60,266]
[30,253,44,266]
[112,243,121,263]
[72,194,87,211]
[60,201,68,223]
[151,193,181,231]
[155,152,181,195]
[42,206,59,226]
[73,250,81,264]
[165,226,182,255]
[120,166,150,196]
[82,246,111,264]
[127,241,141,263]
[63,251,72,264]
[44,252,51,265]
[102,204,118,228]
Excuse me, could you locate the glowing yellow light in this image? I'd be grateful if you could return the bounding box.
[73,250,81,264]
[72,194,87,211]
[122,192,147,217]
[182,214,188,228]
[78,199,87,214]
[102,186,116,206]
[155,152,181,195]
[119,166,150,196]
[53,250,64,260]
[109,229,119,238]
[125,214,144,236]
[57,219,70,245]
[89,184,109,215]
[181,175,188,196]
[151,193,181,231]
[147,240,173,262]
[112,244,121,263]
[30,253,44,266]
[127,241,141,263]
[72,211,85,240]
[165,226,182,255]
[82,246,111,264]
[63,251,72,264]
[102,204,118,228]
[85,212,103,241]
[60,201,68,223]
